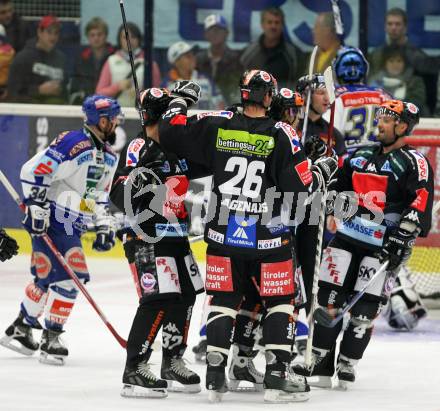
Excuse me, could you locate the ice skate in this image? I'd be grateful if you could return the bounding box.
[161,355,201,393]
[39,329,68,366]
[206,352,228,403]
[192,339,207,362]
[292,347,335,388]
[0,314,40,356]
[121,360,168,398]
[263,361,310,403]
[336,355,357,390]
[228,346,264,392]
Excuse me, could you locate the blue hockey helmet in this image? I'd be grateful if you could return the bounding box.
[333,46,369,84]
[82,95,122,126]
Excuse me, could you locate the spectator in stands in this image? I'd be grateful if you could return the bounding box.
[96,22,160,107]
[240,6,303,89]
[164,40,219,110]
[312,12,341,73]
[196,14,242,107]
[0,23,14,100]
[0,0,31,52]
[69,17,115,105]
[370,46,428,116]
[7,15,67,104]
[369,7,440,78]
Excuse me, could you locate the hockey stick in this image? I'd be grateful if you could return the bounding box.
[301,45,319,145]
[313,260,389,328]
[323,66,336,154]
[0,170,127,349]
[119,0,146,132]
[330,0,345,45]
[304,66,337,367]
[189,234,204,243]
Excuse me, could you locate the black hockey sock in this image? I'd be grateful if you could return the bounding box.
[161,295,195,358]
[232,299,263,353]
[262,300,295,363]
[125,301,165,368]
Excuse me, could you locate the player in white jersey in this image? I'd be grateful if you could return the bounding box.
[326,46,390,150]
[0,95,121,365]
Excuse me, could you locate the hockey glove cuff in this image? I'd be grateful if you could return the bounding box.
[22,201,50,236]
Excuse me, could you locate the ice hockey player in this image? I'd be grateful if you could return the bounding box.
[295,99,434,389]
[154,71,338,403]
[0,95,120,365]
[326,46,390,149]
[0,229,19,262]
[110,88,205,398]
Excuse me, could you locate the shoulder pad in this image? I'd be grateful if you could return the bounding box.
[125,138,146,167]
[275,121,301,154]
[49,130,92,160]
[196,111,234,120]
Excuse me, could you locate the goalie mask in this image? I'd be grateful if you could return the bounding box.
[333,46,369,84]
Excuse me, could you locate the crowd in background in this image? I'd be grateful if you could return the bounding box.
[1,0,440,116]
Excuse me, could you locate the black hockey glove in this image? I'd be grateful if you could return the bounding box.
[312,156,338,187]
[92,215,116,252]
[378,228,417,271]
[170,80,201,107]
[304,135,327,161]
[0,229,19,262]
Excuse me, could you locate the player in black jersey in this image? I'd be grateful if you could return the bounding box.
[0,229,18,262]
[294,99,434,389]
[110,88,206,398]
[155,71,338,403]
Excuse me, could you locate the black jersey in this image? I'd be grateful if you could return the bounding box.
[159,101,320,257]
[110,132,207,244]
[332,144,434,250]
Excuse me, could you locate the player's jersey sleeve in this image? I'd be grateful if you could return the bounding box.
[20,131,85,204]
[94,144,117,219]
[159,101,227,170]
[401,149,434,237]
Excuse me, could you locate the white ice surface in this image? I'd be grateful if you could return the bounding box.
[1,255,439,411]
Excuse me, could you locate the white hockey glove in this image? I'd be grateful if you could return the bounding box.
[22,201,50,236]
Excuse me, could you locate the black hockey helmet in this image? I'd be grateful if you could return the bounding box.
[376,99,420,135]
[240,70,278,106]
[139,88,172,126]
[296,73,325,97]
[269,88,304,121]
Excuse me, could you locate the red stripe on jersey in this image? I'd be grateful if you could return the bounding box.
[340,90,387,108]
[411,188,429,212]
[352,171,388,211]
[170,114,188,126]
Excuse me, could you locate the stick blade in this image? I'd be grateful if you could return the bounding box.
[323,66,336,104]
[313,307,335,328]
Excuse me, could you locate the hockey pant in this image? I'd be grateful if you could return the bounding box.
[313,236,391,361]
[205,246,296,365]
[123,239,204,368]
[20,226,89,331]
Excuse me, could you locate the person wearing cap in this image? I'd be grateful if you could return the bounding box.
[0,0,32,52]
[0,22,14,100]
[164,40,219,110]
[7,15,67,104]
[196,14,242,107]
[240,6,304,89]
[96,22,161,107]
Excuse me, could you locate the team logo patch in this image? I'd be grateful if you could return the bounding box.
[33,155,58,175]
[197,111,233,120]
[350,156,368,169]
[260,260,294,297]
[225,216,257,248]
[95,98,111,109]
[406,102,418,114]
[31,252,51,278]
[280,88,293,98]
[295,160,313,185]
[65,247,88,274]
[261,71,271,82]
[140,272,157,292]
[205,254,233,291]
[126,138,145,166]
[409,150,428,182]
[25,283,45,303]
[150,88,163,98]
[275,121,301,154]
